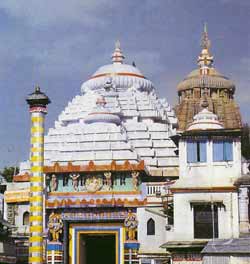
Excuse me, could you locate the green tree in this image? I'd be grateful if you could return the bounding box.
[0,222,11,241]
[242,123,250,159]
[0,166,19,182]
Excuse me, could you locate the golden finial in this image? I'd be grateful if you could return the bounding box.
[197,23,214,69]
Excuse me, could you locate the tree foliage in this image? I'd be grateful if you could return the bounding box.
[0,166,19,182]
[0,222,11,241]
[242,123,250,160]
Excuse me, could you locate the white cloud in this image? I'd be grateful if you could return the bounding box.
[0,0,117,27]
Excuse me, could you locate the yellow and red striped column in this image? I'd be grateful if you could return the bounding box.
[26,86,50,264]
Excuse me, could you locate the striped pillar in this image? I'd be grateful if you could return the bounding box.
[27,86,50,264]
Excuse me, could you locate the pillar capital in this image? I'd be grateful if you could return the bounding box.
[26,85,51,113]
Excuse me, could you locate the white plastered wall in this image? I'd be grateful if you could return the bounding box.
[137,207,166,254]
[178,139,241,186]
[167,192,239,241]
[14,203,30,233]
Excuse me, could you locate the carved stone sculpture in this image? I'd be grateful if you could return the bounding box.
[131,171,139,190]
[124,210,138,241]
[50,174,58,192]
[48,212,63,242]
[70,174,80,191]
[104,172,112,190]
[85,176,103,192]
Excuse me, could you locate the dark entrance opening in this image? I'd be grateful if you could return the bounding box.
[194,204,218,239]
[79,234,116,264]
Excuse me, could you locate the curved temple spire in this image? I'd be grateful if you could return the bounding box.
[112,40,125,64]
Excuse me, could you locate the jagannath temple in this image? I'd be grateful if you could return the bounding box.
[3,26,250,264]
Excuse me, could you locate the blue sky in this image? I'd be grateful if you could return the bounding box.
[0,0,249,168]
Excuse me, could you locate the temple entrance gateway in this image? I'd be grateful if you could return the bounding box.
[66,211,139,264]
[79,234,116,264]
[69,221,124,264]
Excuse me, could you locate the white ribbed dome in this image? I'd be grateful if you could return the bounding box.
[84,95,121,125]
[40,41,178,172]
[81,41,154,93]
[187,107,224,131]
[84,112,121,125]
[94,63,144,77]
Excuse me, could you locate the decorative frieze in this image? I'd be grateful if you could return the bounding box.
[44,160,145,173]
[61,208,128,221]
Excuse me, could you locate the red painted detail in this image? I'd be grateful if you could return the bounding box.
[29,106,47,113]
[89,72,146,80]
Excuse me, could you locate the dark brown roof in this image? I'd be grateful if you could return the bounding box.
[177,68,235,92]
[175,97,242,131]
[234,175,250,186]
[26,86,51,106]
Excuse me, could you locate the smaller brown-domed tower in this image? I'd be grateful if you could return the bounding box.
[175,24,242,131]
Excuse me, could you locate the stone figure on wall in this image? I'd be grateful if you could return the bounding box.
[48,212,63,242]
[85,176,103,192]
[124,210,138,241]
[46,175,51,192]
[131,171,139,190]
[220,89,227,99]
[204,88,209,97]
[104,172,112,190]
[50,174,58,192]
[223,90,228,100]
[70,174,80,191]
[186,90,192,99]
[104,77,116,92]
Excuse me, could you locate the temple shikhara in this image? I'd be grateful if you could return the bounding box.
[3,26,250,264]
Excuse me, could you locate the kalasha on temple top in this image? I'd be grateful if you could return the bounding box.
[19,41,178,178]
[175,24,242,131]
